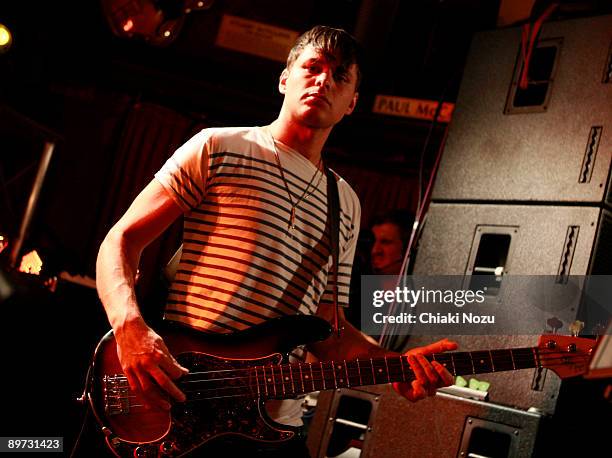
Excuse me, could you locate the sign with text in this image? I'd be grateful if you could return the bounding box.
[215,15,298,63]
[373,95,455,122]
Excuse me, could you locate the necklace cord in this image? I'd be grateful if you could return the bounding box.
[270,133,323,231]
[267,129,341,336]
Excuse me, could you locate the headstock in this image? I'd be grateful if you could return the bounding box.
[537,334,596,379]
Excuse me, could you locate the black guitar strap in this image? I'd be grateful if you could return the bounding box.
[325,167,342,337]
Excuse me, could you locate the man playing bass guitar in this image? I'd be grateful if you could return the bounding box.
[96,25,457,457]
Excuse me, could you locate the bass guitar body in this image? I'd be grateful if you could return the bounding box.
[87,315,332,457]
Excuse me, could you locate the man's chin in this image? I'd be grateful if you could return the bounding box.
[298,114,334,129]
[296,107,342,127]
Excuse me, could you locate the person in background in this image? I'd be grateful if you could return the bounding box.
[345,209,415,336]
[370,209,415,275]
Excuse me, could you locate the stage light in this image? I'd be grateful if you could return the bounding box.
[101,0,215,46]
[0,23,12,53]
[19,250,43,275]
[122,19,134,32]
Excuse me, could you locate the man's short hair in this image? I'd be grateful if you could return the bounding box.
[287,25,363,89]
[371,209,415,250]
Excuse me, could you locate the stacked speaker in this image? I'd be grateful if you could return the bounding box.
[411,12,611,410]
[307,14,612,458]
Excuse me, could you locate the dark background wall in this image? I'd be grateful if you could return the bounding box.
[0,1,502,278]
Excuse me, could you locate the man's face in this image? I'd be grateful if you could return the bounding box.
[279,45,359,128]
[371,223,404,274]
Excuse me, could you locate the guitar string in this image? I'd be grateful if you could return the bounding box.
[120,353,591,408]
[176,350,588,380]
[176,354,588,393]
[106,352,589,388]
[175,348,573,379]
[107,353,589,405]
[116,356,590,410]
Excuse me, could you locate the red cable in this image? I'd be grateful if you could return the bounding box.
[519,2,560,90]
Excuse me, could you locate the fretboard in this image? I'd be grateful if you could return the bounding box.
[252,348,540,400]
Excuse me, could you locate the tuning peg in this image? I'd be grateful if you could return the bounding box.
[591,322,606,337]
[546,317,563,334]
[568,320,585,337]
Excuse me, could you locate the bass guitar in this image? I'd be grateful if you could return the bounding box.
[86,315,595,457]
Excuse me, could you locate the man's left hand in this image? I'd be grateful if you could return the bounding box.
[392,338,458,402]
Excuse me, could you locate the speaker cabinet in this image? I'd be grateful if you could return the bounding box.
[432,14,612,204]
[409,203,608,414]
[348,14,612,458]
[307,386,543,458]
[307,388,380,458]
[413,203,601,276]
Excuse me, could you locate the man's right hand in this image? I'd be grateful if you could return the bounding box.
[114,317,189,410]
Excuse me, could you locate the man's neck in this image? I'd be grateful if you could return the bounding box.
[267,118,330,166]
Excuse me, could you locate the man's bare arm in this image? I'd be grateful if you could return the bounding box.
[96,179,187,409]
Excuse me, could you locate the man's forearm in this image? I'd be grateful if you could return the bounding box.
[96,228,144,332]
[96,180,183,333]
[309,317,396,362]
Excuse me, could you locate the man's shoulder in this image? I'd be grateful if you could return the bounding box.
[190,126,268,160]
[201,126,262,146]
[328,167,361,218]
[328,168,358,199]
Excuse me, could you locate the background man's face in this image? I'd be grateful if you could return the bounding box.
[371,222,404,274]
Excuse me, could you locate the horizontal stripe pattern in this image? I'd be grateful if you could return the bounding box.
[155,126,360,333]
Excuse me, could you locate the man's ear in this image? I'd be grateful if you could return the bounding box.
[278,68,289,95]
[345,92,359,115]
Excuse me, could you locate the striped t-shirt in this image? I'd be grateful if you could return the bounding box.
[155,126,361,333]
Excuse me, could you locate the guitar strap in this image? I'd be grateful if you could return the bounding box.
[325,167,342,337]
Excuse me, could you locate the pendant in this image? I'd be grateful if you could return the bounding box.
[289,207,296,232]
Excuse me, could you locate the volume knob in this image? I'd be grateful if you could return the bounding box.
[134,446,149,457]
[160,441,176,454]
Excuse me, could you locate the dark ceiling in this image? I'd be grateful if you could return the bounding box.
[1,0,609,164]
[1,1,499,100]
[0,1,504,161]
